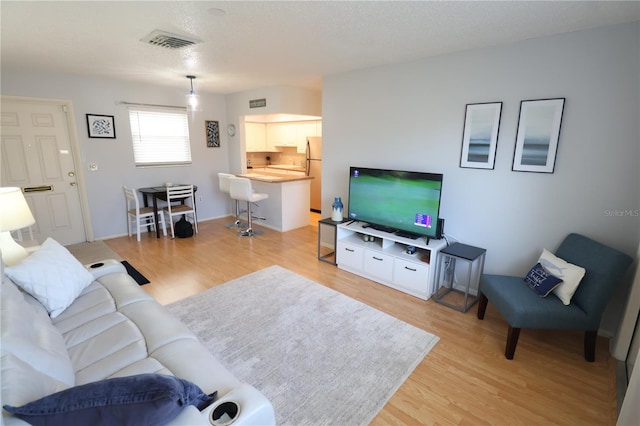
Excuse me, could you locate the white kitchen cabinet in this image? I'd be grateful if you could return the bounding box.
[265,120,322,153]
[245,122,266,152]
[268,122,297,147]
[295,121,317,153]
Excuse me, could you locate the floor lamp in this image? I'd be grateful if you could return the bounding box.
[0,187,36,267]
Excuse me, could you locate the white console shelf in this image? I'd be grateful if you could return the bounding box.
[336,221,447,300]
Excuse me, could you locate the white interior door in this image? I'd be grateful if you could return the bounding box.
[1,98,88,245]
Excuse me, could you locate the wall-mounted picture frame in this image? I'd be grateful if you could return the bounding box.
[460,102,502,169]
[206,120,220,147]
[86,114,116,139]
[512,98,565,173]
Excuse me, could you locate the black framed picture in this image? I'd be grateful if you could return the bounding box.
[206,120,220,147]
[512,98,565,173]
[460,102,503,169]
[86,114,116,139]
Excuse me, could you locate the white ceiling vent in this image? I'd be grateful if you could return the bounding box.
[141,30,202,49]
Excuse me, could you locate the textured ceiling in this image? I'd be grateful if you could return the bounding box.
[1,1,639,94]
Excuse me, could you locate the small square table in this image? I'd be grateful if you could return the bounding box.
[434,243,486,312]
[317,217,344,265]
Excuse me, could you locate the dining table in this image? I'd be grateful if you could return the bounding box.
[138,185,198,238]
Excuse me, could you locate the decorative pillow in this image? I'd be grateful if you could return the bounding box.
[1,280,75,387]
[3,374,217,426]
[524,262,563,297]
[4,238,94,318]
[538,249,586,305]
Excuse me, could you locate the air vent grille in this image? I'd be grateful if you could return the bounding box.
[141,30,201,49]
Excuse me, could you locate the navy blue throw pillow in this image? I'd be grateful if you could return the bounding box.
[524,262,563,297]
[3,374,217,426]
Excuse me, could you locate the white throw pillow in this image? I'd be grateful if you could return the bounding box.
[5,238,94,318]
[538,249,586,305]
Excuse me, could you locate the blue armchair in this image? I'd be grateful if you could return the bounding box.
[477,233,632,361]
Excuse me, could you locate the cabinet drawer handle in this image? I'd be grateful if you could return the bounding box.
[345,248,355,252]
[372,256,383,261]
[404,266,417,272]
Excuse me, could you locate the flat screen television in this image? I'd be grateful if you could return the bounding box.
[347,167,443,240]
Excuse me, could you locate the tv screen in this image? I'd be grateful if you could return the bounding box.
[347,167,443,239]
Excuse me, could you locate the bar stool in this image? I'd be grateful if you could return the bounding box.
[228,177,268,236]
[218,173,247,229]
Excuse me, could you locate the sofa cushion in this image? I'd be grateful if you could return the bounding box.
[4,238,94,318]
[480,274,591,329]
[523,262,563,297]
[538,249,586,305]
[3,374,216,426]
[1,280,75,387]
[1,352,72,409]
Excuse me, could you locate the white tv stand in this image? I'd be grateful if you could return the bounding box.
[336,221,447,300]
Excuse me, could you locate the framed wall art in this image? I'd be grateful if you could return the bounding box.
[460,102,502,169]
[206,120,220,147]
[512,98,565,173]
[86,114,116,139]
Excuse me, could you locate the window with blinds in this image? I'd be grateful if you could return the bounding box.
[128,106,192,166]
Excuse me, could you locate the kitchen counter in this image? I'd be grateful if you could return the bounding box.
[265,164,306,172]
[235,173,312,232]
[238,172,312,183]
[248,165,306,174]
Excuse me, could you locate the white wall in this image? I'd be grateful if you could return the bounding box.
[1,70,231,239]
[322,22,639,334]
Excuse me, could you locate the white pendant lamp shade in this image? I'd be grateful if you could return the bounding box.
[0,187,36,266]
[186,75,202,112]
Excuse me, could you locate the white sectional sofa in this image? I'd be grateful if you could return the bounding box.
[1,242,275,426]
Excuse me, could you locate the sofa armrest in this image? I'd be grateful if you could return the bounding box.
[201,384,275,426]
[165,384,275,426]
[84,259,125,280]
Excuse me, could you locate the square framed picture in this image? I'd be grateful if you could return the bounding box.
[206,120,220,147]
[512,98,565,173]
[460,102,503,169]
[86,114,116,139]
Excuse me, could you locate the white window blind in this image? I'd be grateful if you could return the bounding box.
[128,106,192,166]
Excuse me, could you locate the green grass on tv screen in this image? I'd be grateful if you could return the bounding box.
[349,173,441,236]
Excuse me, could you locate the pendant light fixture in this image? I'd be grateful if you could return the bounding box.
[186,75,201,112]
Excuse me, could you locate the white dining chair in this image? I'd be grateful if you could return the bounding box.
[228,177,268,237]
[163,185,198,238]
[123,186,166,241]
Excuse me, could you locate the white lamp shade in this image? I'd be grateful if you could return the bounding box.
[0,187,36,232]
[186,92,201,112]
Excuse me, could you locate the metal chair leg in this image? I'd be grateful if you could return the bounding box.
[238,201,263,236]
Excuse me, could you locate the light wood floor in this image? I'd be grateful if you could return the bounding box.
[104,216,617,425]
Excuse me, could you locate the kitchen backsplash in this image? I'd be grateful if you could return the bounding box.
[247,147,306,167]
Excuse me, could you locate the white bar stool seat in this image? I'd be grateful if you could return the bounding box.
[228,177,268,237]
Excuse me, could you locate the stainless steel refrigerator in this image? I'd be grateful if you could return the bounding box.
[306,136,322,212]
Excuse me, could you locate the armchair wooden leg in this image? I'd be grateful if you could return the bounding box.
[477,292,488,320]
[505,326,520,360]
[584,330,597,362]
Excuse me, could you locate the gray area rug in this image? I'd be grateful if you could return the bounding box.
[166,265,439,425]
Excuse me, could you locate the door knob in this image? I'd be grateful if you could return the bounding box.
[68,171,75,177]
[70,182,77,186]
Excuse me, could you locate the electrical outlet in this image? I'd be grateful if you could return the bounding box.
[198,196,203,202]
